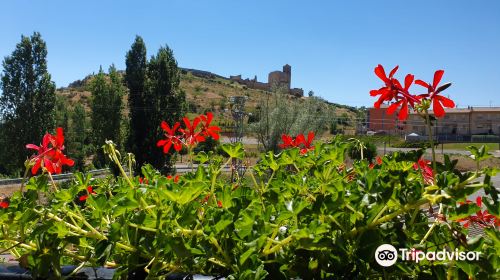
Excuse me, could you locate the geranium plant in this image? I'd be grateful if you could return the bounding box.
[0,75,499,280]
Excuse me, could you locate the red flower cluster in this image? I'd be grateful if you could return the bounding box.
[26,127,74,175]
[0,196,9,209]
[369,156,383,169]
[413,158,434,185]
[279,132,315,154]
[456,197,500,229]
[370,65,454,120]
[157,112,221,154]
[138,177,149,185]
[167,175,180,183]
[201,194,223,208]
[79,186,96,202]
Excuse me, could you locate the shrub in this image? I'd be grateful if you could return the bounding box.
[347,140,377,161]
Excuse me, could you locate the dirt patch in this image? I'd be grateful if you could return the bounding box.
[0,185,20,197]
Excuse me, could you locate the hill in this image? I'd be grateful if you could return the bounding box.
[56,68,360,136]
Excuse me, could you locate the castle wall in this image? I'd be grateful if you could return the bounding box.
[230,65,301,96]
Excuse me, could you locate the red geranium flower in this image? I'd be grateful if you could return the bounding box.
[157,121,183,154]
[200,112,221,140]
[167,175,180,183]
[279,132,315,154]
[387,74,417,120]
[413,158,434,185]
[295,131,315,154]
[279,134,296,149]
[79,186,96,202]
[369,156,383,169]
[138,177,149,185]
[179,116,206,147]
[217,200,223,208]
[370,65,420,120]
[26,127,74,175]
[0,196,9,209]
[456,197,500,229]
[415,70,455,118]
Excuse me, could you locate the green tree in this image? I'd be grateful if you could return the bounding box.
[90,65,124,167]
[252,87,332,152]
[68,103,87,170]
[125,36,148,168]
[55,95,70,132]
[0,32,56,174]
[143,46,186,171]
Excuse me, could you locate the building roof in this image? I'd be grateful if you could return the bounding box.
[370,105,500,114]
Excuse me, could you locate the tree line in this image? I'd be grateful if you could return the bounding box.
[0,33,185,176]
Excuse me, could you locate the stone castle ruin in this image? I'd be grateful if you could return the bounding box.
[229,64,304,97]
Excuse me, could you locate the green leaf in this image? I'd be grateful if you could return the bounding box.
[448,203,481,220]
[214,212,233,234]
[221,142,245,159]
[239,247,256,265]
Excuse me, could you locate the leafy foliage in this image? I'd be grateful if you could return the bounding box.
[1,140,498,279]
[90,65,125,167]
[252,87,332,152]
[0,32,56,174]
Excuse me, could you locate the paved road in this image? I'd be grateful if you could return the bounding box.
[378,147,500,158]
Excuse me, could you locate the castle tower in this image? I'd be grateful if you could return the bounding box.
[283,64,291,88]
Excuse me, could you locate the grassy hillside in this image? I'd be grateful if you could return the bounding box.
[56,70,359,136]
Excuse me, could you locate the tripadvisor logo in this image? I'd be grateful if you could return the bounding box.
[374,244,481,267]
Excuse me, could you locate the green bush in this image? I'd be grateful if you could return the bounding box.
[347,140,377,161]
[0,140,499,279]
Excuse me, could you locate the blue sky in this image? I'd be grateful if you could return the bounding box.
[1,0,499,107]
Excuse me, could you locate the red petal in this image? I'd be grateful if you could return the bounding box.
[192,117,201,131]
[183,117,191,130]
[163,141,173,154]
[157,139,167,147]
[388,65,399,78]
[173,141,183,152]
[374,65,389,83]
[404,74,414,90]
[370,90,380,96]
[433,99,445,118]
[65,158,75,167]
[294,134,305,146]
[42,133,53,148]
[160,121,170,133]
[386,100,402,115]
[25,144,40,151]
[433,70,444,88]
[415,80,429,88]
[436,96,455,108]
[398,101,409,120]
[31,159,42,175]
[55,127,64,147]
[306,131,315,146]
[476,197,482,207]
[79,195,88,201]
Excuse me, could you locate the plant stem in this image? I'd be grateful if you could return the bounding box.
[47,172,58,191]
[262,235,294,255]
[425,111,437,174]
[420,203,443,245]
[349,198,428,236]
[19,166,30,193]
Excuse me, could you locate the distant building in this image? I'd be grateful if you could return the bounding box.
[230,64,304,97]
[367,106,500,140]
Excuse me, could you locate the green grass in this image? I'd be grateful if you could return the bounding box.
[441,142,500,151]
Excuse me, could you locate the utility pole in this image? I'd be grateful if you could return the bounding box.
[229,96,247,181]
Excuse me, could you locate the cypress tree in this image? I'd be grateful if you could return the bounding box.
[0,32,56,174]
[125,36,148,168]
